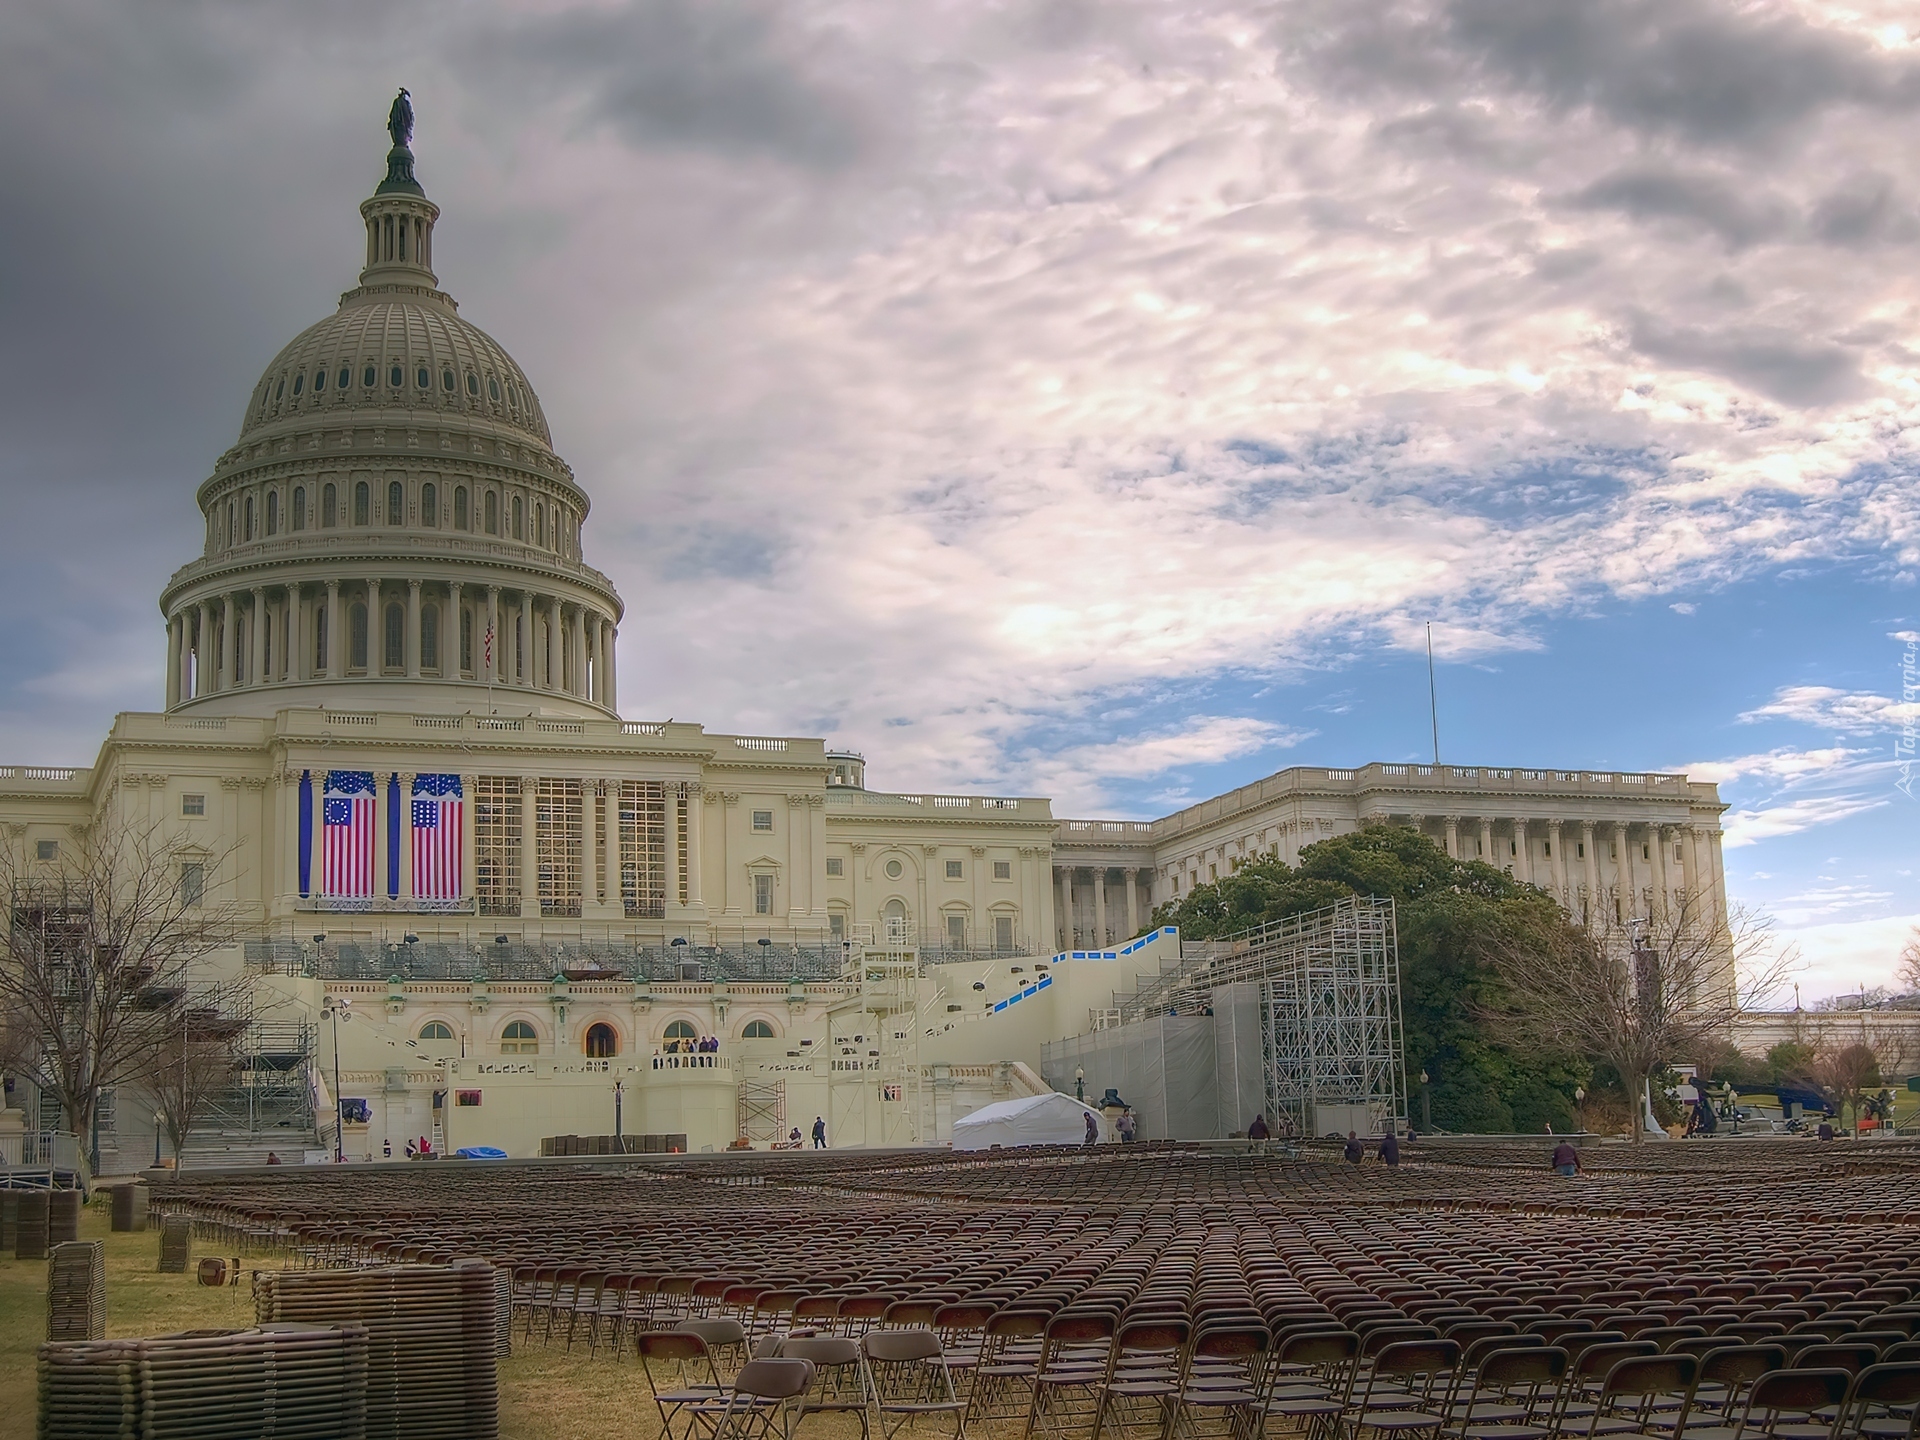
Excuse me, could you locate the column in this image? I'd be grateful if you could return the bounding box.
[684,785,704,910]
[1442,816,1459,860]
[596,616,611,705]
[398,772,414,901]
[1653,824,1672,919]
[519,775,539,921]
[282,590,294,681]
[1510,819,1531,884]
[1093,867,1108,948]
[1615,822,1633,920]
[605,625,618,712]
[519,592,534,688]
[585,614,600,702]
[581,777,598,908]
[716,792,735,915]
[406,579,422,679]
[447,582,463,677]
[275,769,297,906]
[460,772,478,902]
[219,591,238,695]
[165,613,182,708]
[1124,869,1139,937]
[1581,820,1600,917]
[547,598,562,693]
[248,587,267,687]
[368,579,384,672]
[1057,867,1073,948]
[486,586,502,683]
[603,783,621,914]
[571,610,588,698]
[325,580,342,678]
[1478,817,1494,866]
[1547,820,1566,902]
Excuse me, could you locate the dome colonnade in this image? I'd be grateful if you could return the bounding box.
[157,124,621,720]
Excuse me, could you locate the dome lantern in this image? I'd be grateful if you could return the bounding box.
[359,89,438,290]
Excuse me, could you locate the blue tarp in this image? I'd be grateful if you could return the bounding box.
[454,1146,508,1160]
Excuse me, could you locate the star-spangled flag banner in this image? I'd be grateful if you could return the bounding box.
[411,773,464,902]
[322,770,376,899]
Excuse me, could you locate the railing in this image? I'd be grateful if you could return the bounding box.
[651,1053,733,1072]
[0,766,82,781]
[0,1130,82,1174]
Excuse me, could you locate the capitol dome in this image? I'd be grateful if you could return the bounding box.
[159,103,624,722]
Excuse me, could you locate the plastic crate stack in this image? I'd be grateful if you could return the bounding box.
[156,1214,191,1273]
[37,1324,369,1440]
[254,1262,500,1440]
[47,1241,106,1341]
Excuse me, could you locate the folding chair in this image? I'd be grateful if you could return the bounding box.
[1091,1317,1190,1440]
[966,1309,1051,1431]
[865,1328,967,1440]
[1836,1361,1920,1440]
[1025,1312,1118,1440]
[1449,1346,1566,1440]
[1723,1369,1852,1440]
[1347,1340,1461,1440]
[1260,1329,1359,1440]
[779,1335,871,1440]
[683,1318,752,1381]
[640,1330,731,1440]
[1167,1321,1267,1440]
[708,1358,816,1440]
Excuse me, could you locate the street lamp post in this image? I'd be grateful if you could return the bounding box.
[614,1079,624,1143]
[324,997,350,1163]
[1075,1066,1085,1104]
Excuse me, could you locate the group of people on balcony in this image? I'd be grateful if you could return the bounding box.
[660,1035,720,1055]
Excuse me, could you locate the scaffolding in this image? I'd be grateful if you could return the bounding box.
[826,920,923,1149]
[1114,897,1405,1139]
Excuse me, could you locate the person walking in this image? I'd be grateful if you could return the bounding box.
[1247,1114,1271,1142]
[1380,1130,1401,1167]
[1551,1138,1581,1176]
[1117,1111,1137,1143]
[1343,1131,1365,1164]
[1084,1110,1100,1145]
[811,1116,827,1149]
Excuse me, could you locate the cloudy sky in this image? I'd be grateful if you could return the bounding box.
[3,0,1917,998]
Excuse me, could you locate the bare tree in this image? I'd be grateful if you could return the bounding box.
[140,981,249,1170]
[1810,1042,1883,1130]
[1898,927,1920,996]
[1477,892,1796,1143]
[0,816,241,1177]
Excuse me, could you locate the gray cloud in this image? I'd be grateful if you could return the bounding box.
[1562,165,1793,249]
[1627,316,1867,407]
[461,2,884,171]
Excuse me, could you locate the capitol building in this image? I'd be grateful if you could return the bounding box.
[0,114,1732,1166]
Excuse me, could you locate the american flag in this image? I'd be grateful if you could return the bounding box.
[411,773,464,901]
[323,770,375,899]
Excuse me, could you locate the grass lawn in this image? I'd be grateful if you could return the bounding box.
[0,1195,687,1440]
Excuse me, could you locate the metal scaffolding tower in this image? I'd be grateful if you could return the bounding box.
[1113,896,1406,1138]
[1257,898,1405,1138]
[826,920,923,1149]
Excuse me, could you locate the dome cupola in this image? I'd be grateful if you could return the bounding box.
[158,94,624,722]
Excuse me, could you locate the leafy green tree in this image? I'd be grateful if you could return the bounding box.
[1149,825,1586,1134]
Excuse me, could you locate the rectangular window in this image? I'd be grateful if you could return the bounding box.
[536,777,583,918]
[995,914,1015,952]
[947,914,967,947]
[753,872,775,915]
[460,608,472,675]
[993,860,1011,880]
[35,839,58,862]
[181,794,206,817]
[1577,842,1585,858]
[620,781,667,919]
[752,809,773,832]
[456,1090,482,1107]
[179,861,204,908]
[945,860,963,880]
[825,856,843,878]
[829,912,846,940]
[474,775,521,917]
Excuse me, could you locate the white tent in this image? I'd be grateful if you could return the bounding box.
[951,1092,1102,1150]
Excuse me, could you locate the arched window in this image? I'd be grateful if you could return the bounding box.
[389,363,403,388]
[484,491,499,535]
[883,898,909,943]
[321,483,336,528]
[387,480,404,525]
[584,1023,618,1058]
[313,367,325,393]
[419,1021,454,1042]
[384,602,404,670]
[292,487,306,531]
[500,1020,538,1055]
[421,604,440,671]
[353,481,370,526]
[535,504,545,547]
[460,607,473,674]
[488,376,500,402]
[454,486,469,530]
[420,482,437,527]
[314,605,327,671]
[265,490,279,536]
[349,602,369,671]
[441,367,455,392]
[467,371,479,396]
[512,495,524,540]
[741,1020,775,1039]
[364,364,377,388]
[227,501,235,547]
[416,365,430,390]
[664,1020,697,1040]
[244,494,255,540]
